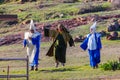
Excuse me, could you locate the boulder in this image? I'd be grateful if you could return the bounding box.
[80,17,87,22]
[5,20,18,25]
[21,0,29,3]
[106,31,118,40]
[99,30,106,37]
[111,0,120,8]
[112,19,120,30]
[107,24,115,32]
[110,31,118,38]
[22,20,30,25]
[55,0,78,3]
[74,35,85,42]
[20,0,36,3]
[106,34,112,40]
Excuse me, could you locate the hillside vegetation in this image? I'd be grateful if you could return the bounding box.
[0,0,120,44]
[0,0,120,80]
[0,1,118,34]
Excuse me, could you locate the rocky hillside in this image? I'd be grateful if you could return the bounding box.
[0,0,120,46]
[0,14,120,46]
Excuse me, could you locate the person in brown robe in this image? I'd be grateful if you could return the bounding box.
[44,24,75,67]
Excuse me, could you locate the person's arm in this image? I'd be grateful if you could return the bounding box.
[23,39,27,47]
[66,33,75,47]
[44,27,57,39]
[98,37,102,50]
[96,33,102,50]
[80,37,88,51]
[31,34,41,45]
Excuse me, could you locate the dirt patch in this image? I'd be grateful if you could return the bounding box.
[1,14,120,46]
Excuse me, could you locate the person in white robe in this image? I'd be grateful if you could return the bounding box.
[23,20,41,71]
[80,22,102,69]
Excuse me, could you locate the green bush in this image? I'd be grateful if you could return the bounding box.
[101,60,120,71]
[0,0,20,3]
[102,2,111,9]
[0,8,6,14]
[0,0,4,3]
[78,2,111,14]
[55,0,79,3]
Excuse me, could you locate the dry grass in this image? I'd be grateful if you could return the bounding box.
[0,41,120,80]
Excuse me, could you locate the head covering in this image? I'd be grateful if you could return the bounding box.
[57,24,69,33]
[90,21,97,33]
[29,19,36,32]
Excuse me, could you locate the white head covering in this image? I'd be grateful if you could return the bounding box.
[88,21,98,50]
[29,19,36,32]
[90,21,97,33]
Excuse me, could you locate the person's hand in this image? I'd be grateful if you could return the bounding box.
[23,46,25,48]
[29,37,32,40]
[73,43,75,47]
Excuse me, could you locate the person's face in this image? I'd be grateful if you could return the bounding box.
[30,29,34,33]
[58,26,63,32]
[90,28,96,34]
[90,28,93,32]
[90,28,94,33]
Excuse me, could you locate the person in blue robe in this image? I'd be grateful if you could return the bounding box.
[80,22,102,68]
[23,20,41,71]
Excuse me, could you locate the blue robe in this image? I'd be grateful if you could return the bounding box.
[23,32,41,66]
[80,33,102,67]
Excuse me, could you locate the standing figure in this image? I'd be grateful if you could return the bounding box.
[44,24,74,68]
[80,22,102,69]
[23,20,41,71]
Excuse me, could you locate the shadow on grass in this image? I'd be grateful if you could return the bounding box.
[38,67,82,73]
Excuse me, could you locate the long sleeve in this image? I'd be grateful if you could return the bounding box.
[44,27,57,38]
[67,33,74,47]
[97,37,102,50]
[95,33,102,50]
[49,29,57,38]
[23,39,27,47]
[80,37,88,51]
[31,33,41,47]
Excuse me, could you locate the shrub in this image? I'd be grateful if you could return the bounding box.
[55,0,78,3]
[0,8,6,14]
[0,0,4,3]
[78,2,111,14]
[0,0,37,3]
[101,60,120,71]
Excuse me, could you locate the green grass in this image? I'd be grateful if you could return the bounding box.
[70,24,91,37]
[70,21,108,37]
[0,1,120,80]
[0,1,118,23]
[1,65,120,80]
[0,42,120,80]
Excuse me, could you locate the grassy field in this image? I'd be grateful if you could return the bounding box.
[0,1,120,80]
[0,1,120,38]
[0,41,120,80]
[0,1,118,22]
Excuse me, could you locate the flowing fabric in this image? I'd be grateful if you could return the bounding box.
[80,33,102,67]
[23,31,41,66]
[44,28,74,63]
[87,34,97,50]
[55,33,67,63]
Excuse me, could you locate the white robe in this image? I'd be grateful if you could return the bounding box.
[24,32,35,64]
[87,34,97,50]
